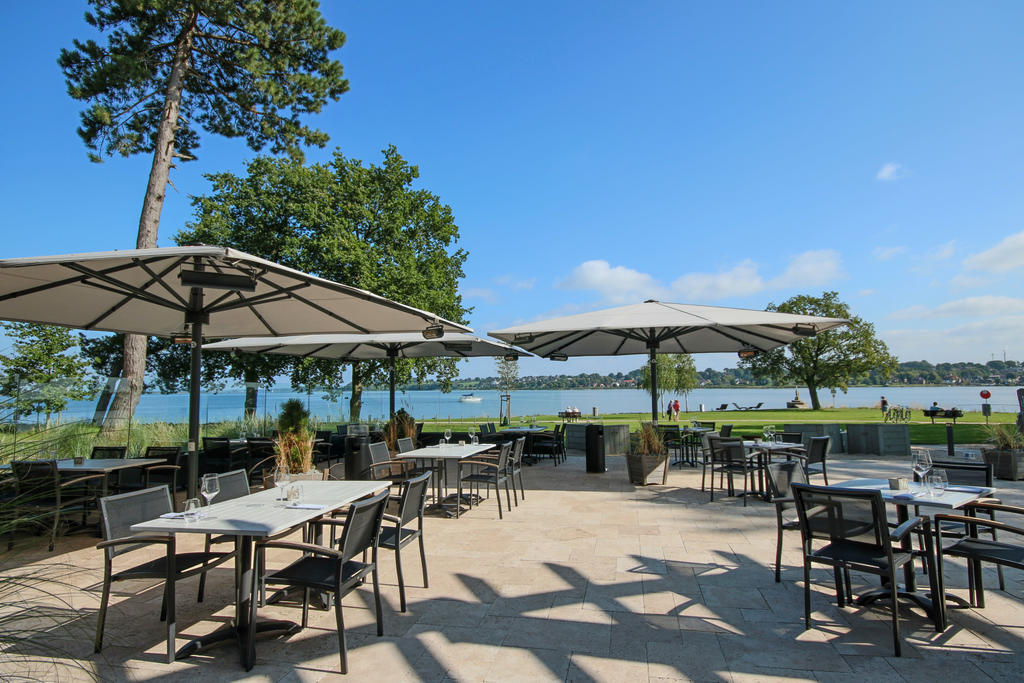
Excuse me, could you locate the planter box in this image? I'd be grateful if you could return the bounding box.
[783,424,846,453]
[626,452,668,486]
[846,424,910,457]
[983,449,1024,480]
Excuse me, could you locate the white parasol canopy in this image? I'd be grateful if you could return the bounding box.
[0,246,472,495]
[204,332,526,416]
[490,300,848,420]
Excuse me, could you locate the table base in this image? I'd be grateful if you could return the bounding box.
[855,587,968,631]
[175,618,300,663]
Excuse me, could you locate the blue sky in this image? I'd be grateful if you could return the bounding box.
[2,2,1024,380]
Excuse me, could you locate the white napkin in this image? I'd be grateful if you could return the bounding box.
[159,512,186,518]
[945,485,986,494]
[285,503,325,510]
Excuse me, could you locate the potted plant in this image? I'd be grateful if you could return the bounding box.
[275,398,315,476]
[382,408,417,452]
[627,422,668,486]
[982,423,1024,480]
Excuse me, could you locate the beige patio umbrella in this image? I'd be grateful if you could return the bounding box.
[0,245,471,495]
[204,332,527,417]
[490,299,848,422]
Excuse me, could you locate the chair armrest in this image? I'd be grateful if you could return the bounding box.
[933,513,1024,537]
[60,473,107,488]
[97,535,172,550]
[257,539,341,558]
[772,496,794,506]
[383,513,401,524]
[965,500,1024,515]
[891,516,924,542]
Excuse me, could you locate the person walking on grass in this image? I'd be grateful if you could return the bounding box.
[880,396,889,416]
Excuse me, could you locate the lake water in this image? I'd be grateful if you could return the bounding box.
[47,384,1023,424]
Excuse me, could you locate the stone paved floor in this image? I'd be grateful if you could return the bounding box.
[3,452,1023,682]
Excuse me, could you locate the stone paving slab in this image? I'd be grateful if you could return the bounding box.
[1,451,1022,681]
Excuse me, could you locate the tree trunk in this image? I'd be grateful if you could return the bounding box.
[104,15,197,433]
[101,335,146,436]
[243,369,259,419]
[807,382,822,410]
[348,361,363,421]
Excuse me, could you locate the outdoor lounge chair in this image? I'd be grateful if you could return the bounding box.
[10,460,105,551]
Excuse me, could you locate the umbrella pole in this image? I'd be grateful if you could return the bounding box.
[389,354,396,419]
[649,345,659,423]
[187,317,202,500]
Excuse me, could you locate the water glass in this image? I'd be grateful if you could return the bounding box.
[274,465,291,500]
[927,470,948,497]
[287,484,301,504]
[183,498,201,523]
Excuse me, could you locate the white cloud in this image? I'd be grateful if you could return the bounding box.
[856,288,877,297]
[876,162,905,181]
[494,275,535,290]
[561,250,844,305]
[927,241,955,261]
[873,246,907,261]
[888,296,1024,320]
[883,315,1024,362]
[462,287,497,304]
[670,259,764,300]
[557,260,667,303]
[950,273,989,289]
[963,230,1024,273]
[765,249,844,289]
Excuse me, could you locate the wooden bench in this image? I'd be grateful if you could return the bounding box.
[558,410,582,422]
[923,408,963,424]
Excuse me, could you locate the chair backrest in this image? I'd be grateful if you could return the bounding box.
[719,425,733,438]
[791,483,889,550]
[324,463,346,481]
[144,446,181,466]
[368,441,391,465]
[915,460,993,488]
[397,437,415,453]
[337,489,389,563]
[246,438,276,458]
[700,431,720,456]
[202,437,230,454]
[478,423,490,435]
[511,437,526,465]
[765,461,808,512]
[806,436,830,464]
[348,424,369,436]
[495,441,512,470]
[92,445,128,459]
[99,485,173,559]
[216,469,250,501]
[715,437,747,464]
[11,459,58,493]
[394,472,431,526]
[315,430,332,441]
[487,423,496,433]
[780,432,803,445]
[697,421,715,430]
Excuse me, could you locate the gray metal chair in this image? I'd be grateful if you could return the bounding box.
[378,472,431,611]
[508,436,526,505]
[804,436,830,484]
[366,440,414,486]
[258,489,389,674]
[10,460,105,551]
[791,482,932,657]
[141,446,184,498]
[458,442,512,519]
[765,461,808,582]
[94,485,233,663]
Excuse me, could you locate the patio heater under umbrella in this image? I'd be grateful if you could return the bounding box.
[490,300,848,422]
[204,332,528,418]
[0,246,471,497]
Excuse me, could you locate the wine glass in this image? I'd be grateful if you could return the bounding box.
[200,474,219,517]
[274,465,291,500]
[927,469,947,498]
[911,449,932,493]
[468,426,477,445]
[443,428,452,445]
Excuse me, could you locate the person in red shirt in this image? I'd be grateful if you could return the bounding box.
[672,398,681,420]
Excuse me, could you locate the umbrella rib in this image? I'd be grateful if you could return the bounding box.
[136,258,190,308]
[60,261,188,328]
[206,280,371,333]
[0,258,146,303]
[530,329,595,356]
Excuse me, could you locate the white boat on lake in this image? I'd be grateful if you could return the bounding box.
[459,393,483,403]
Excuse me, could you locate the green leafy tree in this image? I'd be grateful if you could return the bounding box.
[174,146,469,419]
[739,291,897,410]
[60,0,348,432]
[0,324,95,427]
[495,356,519,423]
[638,353,698,413]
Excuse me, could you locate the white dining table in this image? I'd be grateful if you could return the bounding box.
[396,443,495,516]
[834,477,996,630]
[131,479,390,671]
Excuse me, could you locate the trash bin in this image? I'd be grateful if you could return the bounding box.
[585,423,605,473]
[592,406,599,417]
[982,404,992,417]
[344,435,371,479]
[699,403,705,412]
